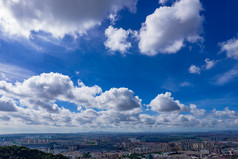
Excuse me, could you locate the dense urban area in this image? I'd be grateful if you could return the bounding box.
[1,132,238,159]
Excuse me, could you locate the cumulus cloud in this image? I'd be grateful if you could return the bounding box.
[104,26,132,54]
[0,0,137,38]
[0,96,17,112]
[138,0,203,56]
[190,104,206,116]
[77,109,99,124]
[139,114,156,125]
[220,38,238,59]
[95,87,142,111]
[149,92,188,112]
[1,72,238,132]
[0,72,102,112]
[0,116,10,121]
[189,65,201,74]
[213,107,237,117]
[189,58,217,75]
[0,72,142,121]
[155,113,200,128]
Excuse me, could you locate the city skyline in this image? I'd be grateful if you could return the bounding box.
[0,0,238,133]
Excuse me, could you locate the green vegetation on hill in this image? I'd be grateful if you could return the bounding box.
[0,145,68,159]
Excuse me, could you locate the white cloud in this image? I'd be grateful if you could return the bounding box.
[138,0,203,55]
[149,92,188,112]
[104,26,132,54]
[98,109,140,127]
[180,82,193,87]
[220,38,238,59]
[1,72,238,132]
[189,58,217,75]
[0,63,33,82]
[0,72,142,116]
[176,115,197,126]
[213,107,237,117]
[0,96,17,112]
[0,72,101,112]
[95,87,142,111]
[216,67,238,85]
[0,116,10,121]
[159,0,169,5]
[0,73,8,81]
[109,13,118,25]
[139,114,156,125]
[189,65,201,74]
[155,113,199,128]
[77,109,99,124]
[0,0,137,38]
[190,104,206,116]
[204,58,217,70]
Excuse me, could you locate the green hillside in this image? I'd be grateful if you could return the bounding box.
[0,145,68,159]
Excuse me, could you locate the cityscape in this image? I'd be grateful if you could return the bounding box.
[1,132,238,159]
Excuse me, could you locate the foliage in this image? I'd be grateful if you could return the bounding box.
[82,152,91,158]
[0,145,68,159]
[232,155,238,159]
[129,153,140,159]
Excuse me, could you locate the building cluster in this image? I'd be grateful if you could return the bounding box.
[1,133,238,159]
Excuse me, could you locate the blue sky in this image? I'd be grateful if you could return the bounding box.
[0,0,238,133]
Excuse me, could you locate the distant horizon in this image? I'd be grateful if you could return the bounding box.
[2,130,238,136]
